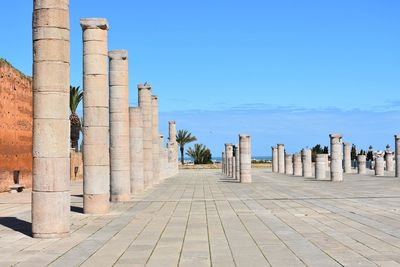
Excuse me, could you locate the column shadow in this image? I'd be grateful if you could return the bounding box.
[70,206,84,214]
[0,217,32,237]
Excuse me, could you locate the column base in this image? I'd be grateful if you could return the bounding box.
[83,194,110,214]
[110,194,131,202]
[33,232,70,239]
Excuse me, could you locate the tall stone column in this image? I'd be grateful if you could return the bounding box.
[232,155,236,180]
[302,148,312,177]
[221,152,225,173]
[357,154,366,174]
[235,145,240,180]
[330,133,343,182]
[293,153,302,176]
[386,153,394,172]
[315,154,327,180]
[81,18,110,214]
[226,144,233,177]
[129,107,144,194]
[151,96,160,184]
[325,154,329,170]
[159,135,165,180]
[138,84,153,188]
[375,156,384,176]
[271,146,278,173]
[285,154,293,175]
[239,134,251,183]
[32,0,70,238]
[277,144,285,174]
[395,135,400,177]
[343,142,352,173]
[109,50,130,202]
[168,121,178,175]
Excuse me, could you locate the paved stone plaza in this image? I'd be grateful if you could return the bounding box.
[1,169,400,266]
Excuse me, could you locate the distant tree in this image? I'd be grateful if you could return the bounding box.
[358,149,366,156]
[186,143,212,164]
[351,144,357,160]
[311,144,324,162]
[366,145,374,161]
[323,146,329,154]
[176,129,197,164]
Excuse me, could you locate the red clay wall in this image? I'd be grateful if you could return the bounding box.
[0,60,32,192]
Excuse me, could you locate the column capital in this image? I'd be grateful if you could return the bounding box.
[239,134,250,138]
[138,83,152,90]
[329,133,342,139]
[169,120,176,124]
[80,18,109,30]
[343,142,352,146]
[108,50,128,60]
[277,143,284,147]
[395,134,400,140]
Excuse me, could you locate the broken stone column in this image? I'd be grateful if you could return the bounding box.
[235,145,240,180]
[109,50,130,202]
[226,144,233,177]
[285,154,293,175]
[302,148,312,177]
[81,18,110,214]
[32,0,70,238]
[168,121,178,175]
[343,142,352,173]
[293,153,302,176]
[271,146,278,173]
[315,154,327,180]
[129,107,144,194]
[330,133,343,182]
[396,135,400,177]
[277,144,285,174]
[375,155,384,176]
[357,154,366,174]
[239,134,251,183]
[386,153,394,172]
[151,96,160,184]
[138,84,153,189]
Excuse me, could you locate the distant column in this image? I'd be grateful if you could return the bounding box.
[325,154,329,170]
[32,0,70,238]
[168,121,178,175]
[109,50,130,202]
[343,142,352,173]
[277,144,285,173]
[271,146,278,173]
[375,156,384,176]
[159,135,165,180]
[151,96,160,184]
[138,84,153,189]
[221,152,225,173]
[239,134,251,183]
[285,154,293,175]
[232,155,236,180]
[224,144,228,175]
[129,107,144,194]
[386,153,394,172]
[330,133,343,182]
[81,18,110,214]
[357,154,366,174]
[293,153,302,176]
[226,144,233,177]
[315,154,327,180]
[235,145,240,180]
[396,135,400,177]
[302,149,312,177]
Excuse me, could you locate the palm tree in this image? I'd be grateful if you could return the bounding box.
[70,86,83,151]
[176,129,197,164]
[186,143,212,164]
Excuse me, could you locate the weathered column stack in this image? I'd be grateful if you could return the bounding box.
[232,145,237,179]
[386,152,394,172]
[152,96,160,184]
[168,121,178,176]
[271,146,278,173]
[129,107,144,194]
[138,84,153,189]
[109,50,130,202]
[396,135,400,177]
[285,154,293,175]
[226,144,234,177]
[357,154,366,174]
[302,148,312,177]
[330,133,343,182]
[81,18,110,214]
[239,134,251,183]
[235,145,240,180]
[343,142,352,173]
[293,153,302,176]
[221,152,225,173]
[32,0,71,238]
[159,135,166,180]
[315,154,327,180]
[375,155,384,176]
[277,144,285,173]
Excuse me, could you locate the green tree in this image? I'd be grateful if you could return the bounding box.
[311,144,324,162]
[176,129,197,164]
[351,144,357,160]
[70,86,83,151]
[323,146,329,154]
[186,143,212,164]
[366,145,374,161]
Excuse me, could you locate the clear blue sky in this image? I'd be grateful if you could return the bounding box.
[1,0,399,156]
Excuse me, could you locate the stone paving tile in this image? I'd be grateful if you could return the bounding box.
[1,169,400,266]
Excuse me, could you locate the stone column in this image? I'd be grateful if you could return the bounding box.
[232,156,236,179]
[129,107,144,194]
[396,135,400,177]
[151,96,160,184]
[168,121,178,175]
[386,153,394,172]
[293,153,302,176]
[239,134,251,183]
[138,84,153,189]
[271,146,278,173]
[325,154,329,170]
[109,50,130,202]
[226,144,233,177]
[159,135,165,180]
[235,145,240,180]
[315,154,327,180]
[357,154,366,174]
[343,142,352,173]
[277,144,285,174]
[221,152,225,173]
[302,148,312,177]
[375,156,384,176]
[32,0,70,238]
[285,154,293,175]
[330,133,343,182]
[81,18,110,214]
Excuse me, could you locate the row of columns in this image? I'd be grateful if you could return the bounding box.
[32,1,179,238]
[221,135,251,183]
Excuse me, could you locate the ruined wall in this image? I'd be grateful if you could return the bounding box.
[0,59,32,192]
